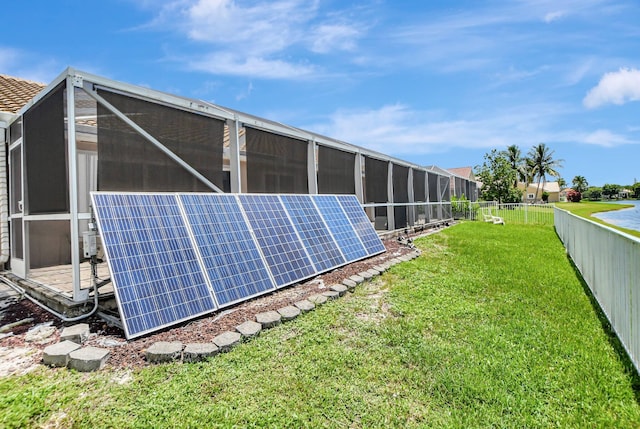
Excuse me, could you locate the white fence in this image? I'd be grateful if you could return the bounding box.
[454,202,555,225]
[555,207,640,372]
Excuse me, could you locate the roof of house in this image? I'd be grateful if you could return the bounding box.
[0,74,46,114]
[523,181,561,193]
[447,166,475,180]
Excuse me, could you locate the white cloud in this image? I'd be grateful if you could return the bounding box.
[565,57,594,85]
[310,24,361,53]
[149,0,363,79]
[583,68,640,108]
[544,10,566,23]
[581,129,636,147]
[188,53,316,79]
[184,0,315,56]
[0,46,61,83]
[235,81,253,101]
[306,104,559,155]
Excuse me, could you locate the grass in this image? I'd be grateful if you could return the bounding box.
[557,201,640,238]
[2,222,640,428]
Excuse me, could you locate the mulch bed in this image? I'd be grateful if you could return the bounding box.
[0,228,442,371]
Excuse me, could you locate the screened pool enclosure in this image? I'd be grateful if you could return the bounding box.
[3,67,476,305]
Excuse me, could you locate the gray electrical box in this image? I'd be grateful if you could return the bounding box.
[83,230,97,258]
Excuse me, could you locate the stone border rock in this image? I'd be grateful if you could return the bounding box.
[35,253,422,371]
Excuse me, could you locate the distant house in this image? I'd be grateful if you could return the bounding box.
[559,188,572,202]
[447,166,476,181]
[518,181,561,203]
[444,166,478,201]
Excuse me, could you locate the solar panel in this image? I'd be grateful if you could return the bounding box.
[337,195,387,255]
[91,193,216,339]
[178,194,275,307]
[336,195,386,255]
[280,195,346,272]
[92,191,385,339]
[238,194,316,287]
[312,195,368,261]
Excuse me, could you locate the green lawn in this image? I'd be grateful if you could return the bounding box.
[2,222,639,428]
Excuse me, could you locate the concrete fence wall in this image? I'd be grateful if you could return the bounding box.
[555,207,640,372]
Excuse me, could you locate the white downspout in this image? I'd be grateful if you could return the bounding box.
[0,120,10,265]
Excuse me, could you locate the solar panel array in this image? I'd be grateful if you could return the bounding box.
[91,192,385,339]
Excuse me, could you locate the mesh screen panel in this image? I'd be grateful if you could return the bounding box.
[392,164,409,203]
[440,176,451,201]
[9,118,21,143]
[10,148,21,215]
[11,220,23,260]
[317,146,355,194]
[28,220,71,268]
[245,127,308,193]
[455,177,463,198]
[97,90,225,192]
[24,83,69,214]
[364,157,388,203]
[413,170,426,202]
[428,172,439,202]
[392,164,409,229]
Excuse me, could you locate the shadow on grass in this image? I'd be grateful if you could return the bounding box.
[564,252,640,403]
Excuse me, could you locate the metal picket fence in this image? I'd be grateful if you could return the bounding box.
[453,202,555,225]
[555,207,640,372]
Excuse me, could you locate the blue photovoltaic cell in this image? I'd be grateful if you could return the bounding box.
[91,193,216,339]
[92,191,385,339]
[337,195,387,255]
[239,195,316,287]
[280,195,346,272]
[312,195,368,261]
[179,194,275,306]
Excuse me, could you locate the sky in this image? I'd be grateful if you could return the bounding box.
[2,0,640,187]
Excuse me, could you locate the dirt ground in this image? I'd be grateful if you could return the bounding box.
[0,228,443,376]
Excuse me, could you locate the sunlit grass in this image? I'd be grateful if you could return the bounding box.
[1,222,639,428]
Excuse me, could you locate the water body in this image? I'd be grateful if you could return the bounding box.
[592,200,640,232]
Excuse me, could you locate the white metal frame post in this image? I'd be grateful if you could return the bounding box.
[407,168,415,227]
[354,153,364,203]
[307,139,318,194]
[228,117,242,193]
[437,175,443,220]
[387,161,394,231]
[67,74,86,302]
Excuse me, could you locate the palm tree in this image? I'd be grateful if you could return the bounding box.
[557,177,567,189]
[572,175,588,193]
[504,144,523,188]
[528,143,564,202]
[523,157,536,188]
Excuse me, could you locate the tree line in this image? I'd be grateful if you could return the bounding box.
[570,177,640,202]
[475,144,640,203]
[475,143,563,203]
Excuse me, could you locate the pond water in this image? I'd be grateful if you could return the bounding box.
[592,200,640,232]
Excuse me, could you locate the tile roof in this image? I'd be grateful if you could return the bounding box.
[447,166,474,180]
[521,181,561,193]
[0,74,46,114]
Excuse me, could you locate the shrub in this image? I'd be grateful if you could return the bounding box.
[566,189,582,202]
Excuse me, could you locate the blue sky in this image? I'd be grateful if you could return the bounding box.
[2,0,640,187]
